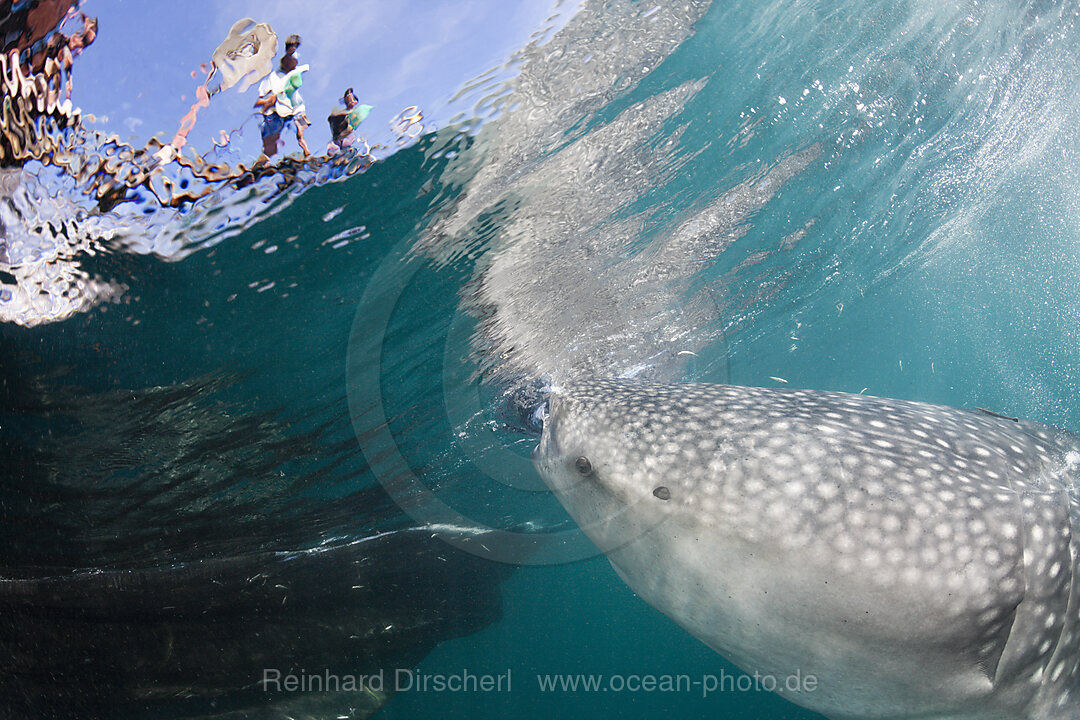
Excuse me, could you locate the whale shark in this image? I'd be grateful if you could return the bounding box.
[533,379,1079,720]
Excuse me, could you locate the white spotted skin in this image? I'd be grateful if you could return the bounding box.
[533,380,1079,720]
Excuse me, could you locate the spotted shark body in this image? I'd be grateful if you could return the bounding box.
[533,379,1079,720]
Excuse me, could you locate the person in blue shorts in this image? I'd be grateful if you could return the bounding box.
[254,34,311,159]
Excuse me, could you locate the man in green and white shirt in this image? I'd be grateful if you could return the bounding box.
[254,34,311,158]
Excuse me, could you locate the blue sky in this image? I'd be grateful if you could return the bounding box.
[72,0,575,160]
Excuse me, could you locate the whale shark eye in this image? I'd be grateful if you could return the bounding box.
[653,486,671,501]
[574,456,594,475]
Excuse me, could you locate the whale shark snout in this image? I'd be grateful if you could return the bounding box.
[533,379,1080,720]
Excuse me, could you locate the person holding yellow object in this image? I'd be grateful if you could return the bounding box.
[327,88,372,154]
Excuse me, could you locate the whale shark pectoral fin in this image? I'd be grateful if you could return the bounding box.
[975,603,1020,682]
[992,486,1075,694]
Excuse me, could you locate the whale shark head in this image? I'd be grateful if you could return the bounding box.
[533,378,1080,720]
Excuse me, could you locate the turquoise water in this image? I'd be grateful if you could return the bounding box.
[4,0,1080,718]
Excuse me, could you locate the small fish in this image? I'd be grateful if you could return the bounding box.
[976,407,1019,422]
